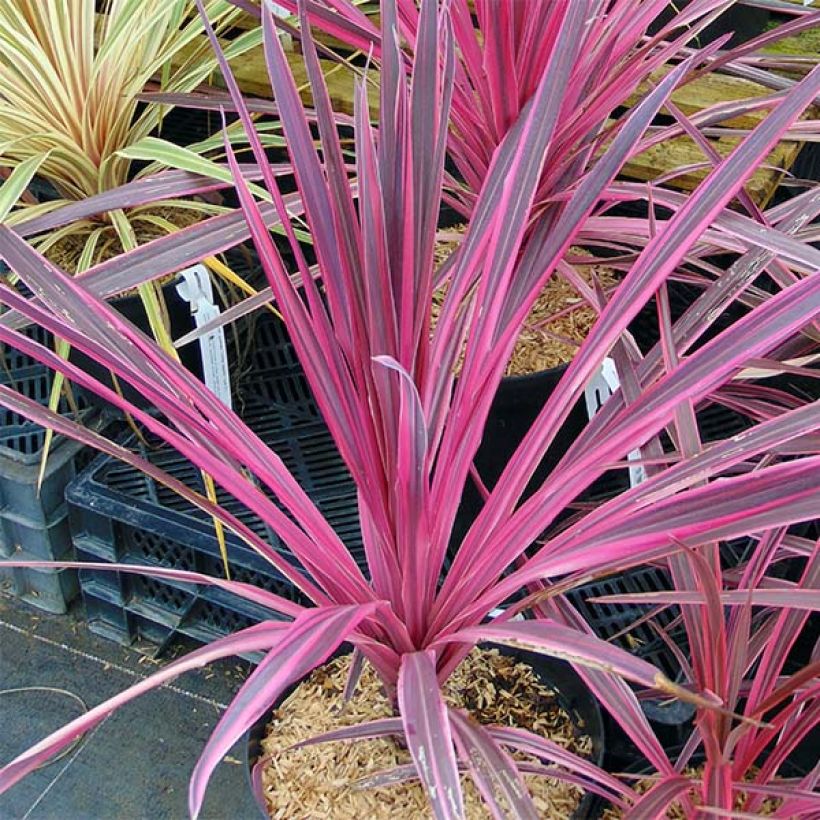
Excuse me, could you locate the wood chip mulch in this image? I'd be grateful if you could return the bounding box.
[257,648,593,819]
[432,225,619,376]
[601,765,783,818]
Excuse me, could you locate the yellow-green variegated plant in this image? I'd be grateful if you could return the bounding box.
[0,0,272,514]
[0,0,262,276]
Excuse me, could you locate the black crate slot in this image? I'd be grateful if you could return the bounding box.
[0,321,109,613]
[70,311,364,653]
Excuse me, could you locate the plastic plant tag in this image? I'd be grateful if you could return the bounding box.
[175,265,232,409]
[489,608,525,620]
[584,357,647,487]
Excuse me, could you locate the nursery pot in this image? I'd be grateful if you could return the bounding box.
[451,287,673,549]
[451,272,758,551]
[244,645,605,819]
[69,277,203,409]
[451,364,592,547]
[649,1,770,47]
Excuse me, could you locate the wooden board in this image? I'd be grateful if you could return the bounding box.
[619,131,802,205]
[229,48,379,115]
[186,19,815,206]
[620,68,814,205]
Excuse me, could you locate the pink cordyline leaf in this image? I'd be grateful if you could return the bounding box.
[353,763,435,791]
[139,89,355,126]
[734,558,820,799]
[289,717,404,749]
[172,285,279,344]
[527,458,820,581]
[12,164,275,237]
[529,596,676,778]
[373,355,431,642]
[487,724,630,799]
[250,756,268,817]
[397,651,465,820]
[748,662,820,719]
[2,560,304,617]
[605,184,820,273]
[0,621,290,793]
[189,603,378,818]
[622,776,692,820]
[1,195,306,332]
[448,709,539,820]
[352,759,630,805]
[435,620,716,709]
[77,197,303,302]
[587,589,820,611]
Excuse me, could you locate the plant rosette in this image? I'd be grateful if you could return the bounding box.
[0,1,818,818]
[0,0,273,417]
[588,746,814,819]
[245,646,605,819]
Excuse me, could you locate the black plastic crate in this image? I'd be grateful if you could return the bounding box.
[68,310,363,653]
[566,566,696,767]
[0,325,109,613]
[567,566,687,683]
[231,307,319,422]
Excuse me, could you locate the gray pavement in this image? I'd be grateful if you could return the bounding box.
[0,594,260,820]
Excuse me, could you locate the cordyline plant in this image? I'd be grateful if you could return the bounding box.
[0,0,284,486]
[262,0,820,242]
[0,0,264,271]
[0,0,819,817]
[170,0,820,336]
[583,526,820,817]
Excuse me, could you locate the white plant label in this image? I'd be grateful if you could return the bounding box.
[489,608,525,621]
[176,264,232,409]
[584,357,647,487]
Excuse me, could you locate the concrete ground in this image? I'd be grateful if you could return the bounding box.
[0,594,259,820]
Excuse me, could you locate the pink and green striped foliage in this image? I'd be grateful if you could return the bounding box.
[0,0,818,817]
[585,527,820,817]
[261,0,820,254]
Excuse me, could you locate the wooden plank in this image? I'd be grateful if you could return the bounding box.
[761,22,820,57]
[172,30,379,114]
[228,47,378,115]
[179,19,811,205]
[621,67,814,205]
[621,132,801,206]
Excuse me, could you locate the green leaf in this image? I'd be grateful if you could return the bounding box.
[118,137,272,202]
[0,153,50,223]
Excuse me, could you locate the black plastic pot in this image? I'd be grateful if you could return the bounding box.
[68,277,203,409]
[451,363,592,546]
[244,645,605,819]
[450,280,751,549]
[649,2,770,47]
